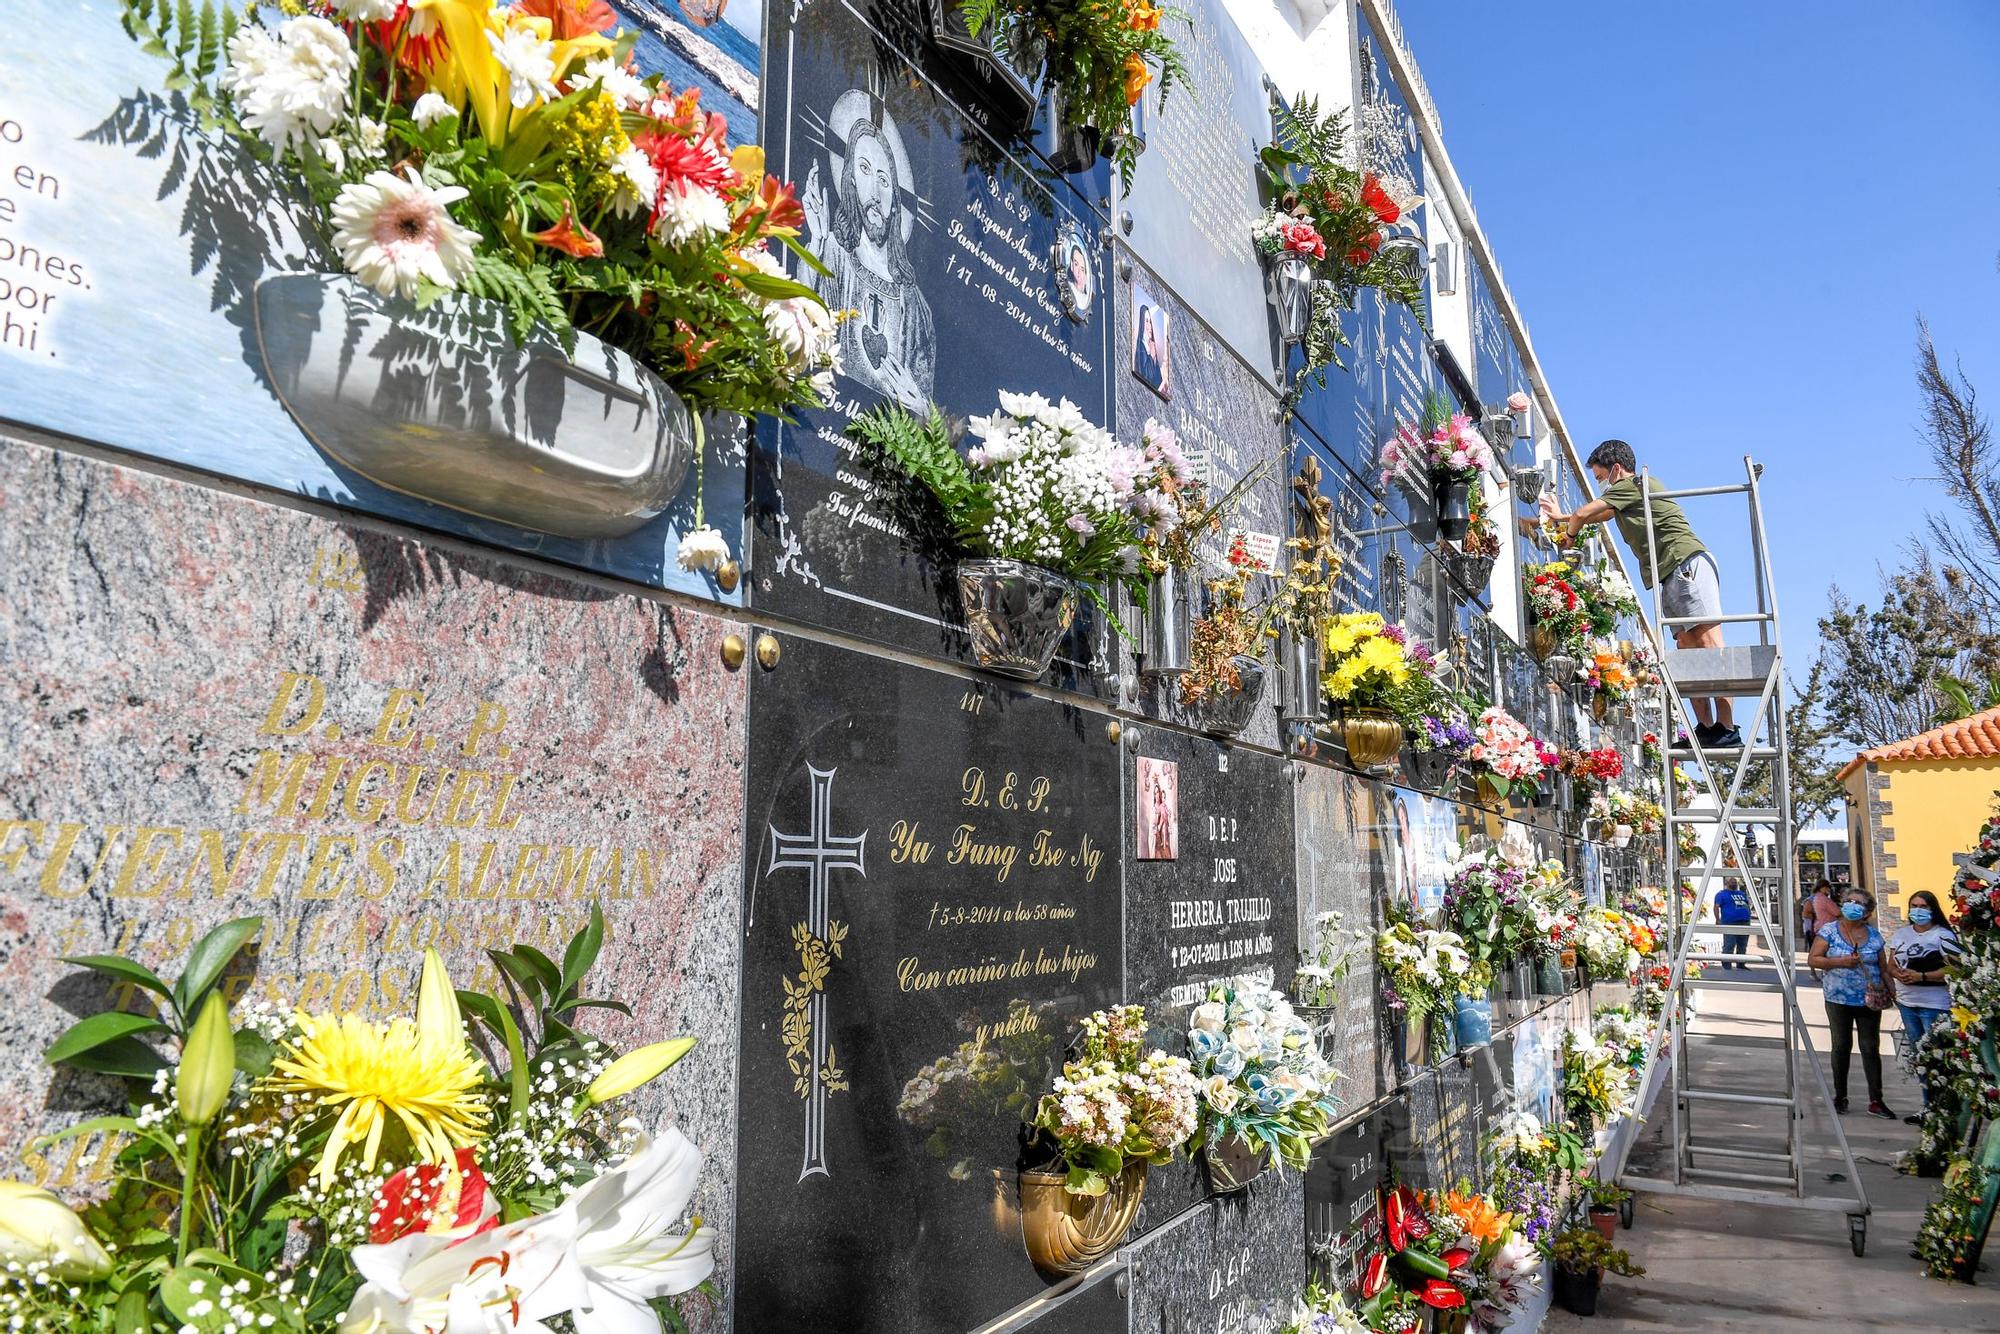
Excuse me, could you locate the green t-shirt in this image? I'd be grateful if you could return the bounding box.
[1598,475,1707,589]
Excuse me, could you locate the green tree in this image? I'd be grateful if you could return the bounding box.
[1816,553,2000,752]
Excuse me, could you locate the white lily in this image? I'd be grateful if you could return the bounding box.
[523,1122,715,1334]
[339,1222,568,1334]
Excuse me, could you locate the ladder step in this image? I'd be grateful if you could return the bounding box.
[1672,810,1782,823]
[1662,645,1779,694]
[1688,922,1779,934]
[1683,1089,1793,1107]
[1619,1176,1864,1213]
[1670,746,1780,761]
[1680,865,1784,878]
[1684,1142,1798,1164]
[1687,977,1783,991]
[1685,1165,1799,1188]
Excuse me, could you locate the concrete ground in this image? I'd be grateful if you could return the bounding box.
[1543,943,2000,1332]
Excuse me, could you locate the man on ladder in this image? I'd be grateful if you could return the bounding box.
[1541,439,1741,747]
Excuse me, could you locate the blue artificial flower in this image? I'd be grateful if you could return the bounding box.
[1256,1083,1289,1115]
[1189,1029,1222,1061]
[1213,1045,1245,1079]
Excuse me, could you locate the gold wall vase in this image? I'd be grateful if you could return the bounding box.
[1475,771,1506,808]
[1591,691,1610,723]
[1341,708,1404,770]
[1527,621,1558,664]
[1018,1163,1147,1279]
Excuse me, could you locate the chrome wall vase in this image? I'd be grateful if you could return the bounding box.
[1046,91,1102,174]
[1404,745,1457,794]
[1279,626,1324,724]
[1196,654,1267,737]
[1203,1132,1269,1195]
[1139,568,1196,675]
[1511,463,1548,505]
[1018,1164,1147,1279]
[1268,254,1315,345]
[254,273,694,539]
[1444,545,1496,592]
[957,558,1079,680]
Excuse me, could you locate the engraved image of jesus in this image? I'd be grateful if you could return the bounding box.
[801,88,936,409]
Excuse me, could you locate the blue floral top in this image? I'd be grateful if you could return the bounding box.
[1816,921,1884,1006]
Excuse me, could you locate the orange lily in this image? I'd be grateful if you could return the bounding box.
[530,204,604,258]
[1122,52,1152,106]
[1127,0,1162,31]
[1442,1190,1511,1245]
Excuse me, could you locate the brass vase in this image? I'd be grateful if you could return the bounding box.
[1592,691,1610,723]
[1018,1163,1147,1278]
[1528,621,1558,664]
[1475,771,1506,807]
[1341,708,1404,769]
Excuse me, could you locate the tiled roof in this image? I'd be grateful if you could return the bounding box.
[1836,704,2000,780]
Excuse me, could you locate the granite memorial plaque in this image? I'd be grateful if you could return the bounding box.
[1130,1179,1306,1334]
[0,0,752,606]
[735,636,1122,1331]
[0,432,747,1269]
[1306,1111,1387,1297]
[1126,733,1297,1022]
[1014,1273,1131,1334]
[1383,1069,1452,1191]
[753,0,1114,687]
[1114,252,1288,745]
[1294,763,1387,1101]
[1116,0,1279,382]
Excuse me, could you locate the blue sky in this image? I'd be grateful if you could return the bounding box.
[1394,0,2000,655]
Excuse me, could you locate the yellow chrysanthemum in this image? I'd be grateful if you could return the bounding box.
[1953,1003,1979,1034]
[267,952,490,1186]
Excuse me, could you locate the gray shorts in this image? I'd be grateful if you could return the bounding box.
[1660,551,1722,623]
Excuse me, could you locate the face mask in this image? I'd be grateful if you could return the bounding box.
[1910,909,1934,926]
[1841,903,1866,922]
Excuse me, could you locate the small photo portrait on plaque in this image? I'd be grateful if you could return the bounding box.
[1054,222,1095,323]
[1130,281,1174,402]
[1135,756,1179,861]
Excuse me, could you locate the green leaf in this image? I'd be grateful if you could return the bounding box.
[736,270,823,305]
[62,954,173,1003]
[46,1011,169,1066]
[61,1036,168,1079]
[552,997,633,1018]
[455,987,509,1041]
[29,1115,143,1150]
[512,945,562,997]
[172,915,261,1020]
[115,1285,150,1334]
[233,1029,275,1078]
[488,949,549,1003]
[560,904,605,995]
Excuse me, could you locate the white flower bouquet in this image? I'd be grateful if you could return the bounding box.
[1185,983,1340,1173]
[1294,910,1373,1009]
[1029,1005,1199,1197]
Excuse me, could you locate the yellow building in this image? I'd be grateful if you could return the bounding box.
[1838,705,2000,924]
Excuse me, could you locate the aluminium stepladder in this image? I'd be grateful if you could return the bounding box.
[1599,456,1870,1254]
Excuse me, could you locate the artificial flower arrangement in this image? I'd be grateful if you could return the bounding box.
[1561,1024,1639,1129]
[1251,96,1426,398]
[1630,796,1665,837]
[1028,1005,1200,1197]
[1591,1003,1657,1074]
[1185,983,1340,1184]
[1294,911,1374,1011]
[1482,1108,1588,1247]
[1319,613,1427,758]
[849,392,1179,674]
[1467,704,1548,804]
[3,911,714,1333]
[1375,911,1487,1062]
[1916,1159,1990,1283]
[1441,845,1536,975]
[1375,394,1497,516]
[1454,478,1504,571]
[1640,731,1663,769]
[1563,745,1626,795]
[961,0,1189,183]
[1363,1184,1540,1327]
[1586,787,1636,842]
[122,0,838,566]
[1569,561,1642,638]
[1179,491,1341,713]
[1586,645,1637,711]
[1523,565,1592,660]
[1573,906,1641,983]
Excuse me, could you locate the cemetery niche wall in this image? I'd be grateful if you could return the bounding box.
[0,1,1665,1332]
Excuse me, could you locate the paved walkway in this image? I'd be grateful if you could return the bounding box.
[1544,948,2000,1331]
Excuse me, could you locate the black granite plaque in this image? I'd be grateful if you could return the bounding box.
[1294,763,1388,1102]
[1131,1182,1306,1334]
[1382,1069,1452,1192]
[1116,0,1279,382]
[736,636,1122,1331]
[1306,1112,1387,1297]
[754,0,1114,686]
[1127,734,1298,1022]
[1013,1272,1132,1334]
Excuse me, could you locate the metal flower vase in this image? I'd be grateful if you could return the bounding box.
[1139,567,1196,675]
[1341,708,1404,770]
[1197,654,1267,737]
[1395,1008,1431,1070]
[1511,463,1547,505]
[1269,254,1315,345]
[1404,744,1457,794]
[1279,625,1324,724]
[957,558,1079,679]
[1435,476,1472,542]
[1446,545,1497,592]
[1046,91,1101,174]
[1527,621,1559,664]
[1204,1132,1269,1195]
[1535,956,1566,996]
[1475,771,1507,808]
[1018,1163,1148,1279]
[254,273,696,538]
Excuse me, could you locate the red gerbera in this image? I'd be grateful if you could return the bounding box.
[1361,171,1400,225]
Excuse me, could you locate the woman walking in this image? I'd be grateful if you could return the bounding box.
[1808,887,1894,1118]
[1885,889,1961,1122]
